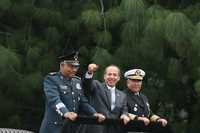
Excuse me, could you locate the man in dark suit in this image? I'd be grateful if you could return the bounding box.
[123,69,174,133]
[39,52,105,133]
[79,64,130,133]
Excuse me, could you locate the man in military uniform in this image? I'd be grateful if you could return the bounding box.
[39,51,105,133]
[123,69,174,133]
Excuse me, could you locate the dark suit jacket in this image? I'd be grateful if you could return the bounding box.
[78,78,128,133]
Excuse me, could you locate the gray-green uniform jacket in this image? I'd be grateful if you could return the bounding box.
[39,72,96,133]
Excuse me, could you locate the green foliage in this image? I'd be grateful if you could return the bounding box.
[114,43,146,72]
[192,22,200,55]
[121,21,141,44]
[144,18,165,43]
[81,9,102,30]
[1,0,200,132]
[146,0,197,9]
[194,80,200,96]
[92,47,113,80]
[0,46,20,74]
[33,8,62,26]
[0,0,11,11]
[183,3,200,24]
[26,47,41,63]
[38,0,54,8]
[167,58,182,81]
[105,7,123,29]
[12,2,35,19]
[173,122,188,133]
[141,18,165,68]
[64,19,80,34]
[165,12,193,44]
[38,54,56,74]
[146,5,170,19]
[121,0,145,43]
[7,115,22,128]
[95,31,112,48]
[79,46,91,59]
[45,27,60,46]
[26,46,41,71]
[121,0,145,20]
[20,72,43,95]
[92,47,112,65]
[165,12,194,57]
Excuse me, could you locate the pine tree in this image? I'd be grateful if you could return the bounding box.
[0,0,200,132]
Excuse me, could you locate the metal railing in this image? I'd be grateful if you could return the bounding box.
[0,128,34,133]
[0,116,172,133]
[62,116,168,133]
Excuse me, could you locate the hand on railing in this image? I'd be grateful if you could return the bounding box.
[120,114,130,125]
[137,116,150,126]
[157,118,168,127]
[93,113,106,122]
[64,112,78,121]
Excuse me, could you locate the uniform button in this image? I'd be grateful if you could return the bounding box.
[72,92,74,95]
[73,108,75,111]
[54,122,57,125]
[134,107,137,111]
[73,100,75,102]
[64,91,66,94]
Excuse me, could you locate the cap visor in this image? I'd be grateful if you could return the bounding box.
[127,76,143,80]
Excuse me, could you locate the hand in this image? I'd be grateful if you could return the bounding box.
[137,117,150,126]
[94,113,105,122]
[157,118,168,127]
[120,114,130,125]
[64,112,78,121]
[88,64,98,74]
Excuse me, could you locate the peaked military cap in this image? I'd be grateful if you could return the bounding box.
[58,50,80,67]
[124,69,145,80]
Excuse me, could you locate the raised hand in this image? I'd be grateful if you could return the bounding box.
[88,63,99,74]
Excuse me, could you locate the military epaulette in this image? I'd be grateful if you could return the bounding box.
[72,75,81,80]
[48,72,57,76]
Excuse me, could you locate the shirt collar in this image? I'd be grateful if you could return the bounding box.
[106,85,116,90]
[134,92,140,96]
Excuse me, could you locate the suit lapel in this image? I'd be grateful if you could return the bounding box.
[102,84,111,110]
[115,90,121,107]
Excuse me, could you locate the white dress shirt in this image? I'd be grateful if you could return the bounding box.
[107,85,116,110]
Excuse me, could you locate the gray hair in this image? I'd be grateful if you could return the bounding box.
[104,65,121,77]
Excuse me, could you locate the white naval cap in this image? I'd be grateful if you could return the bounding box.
[124,69,145,80]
